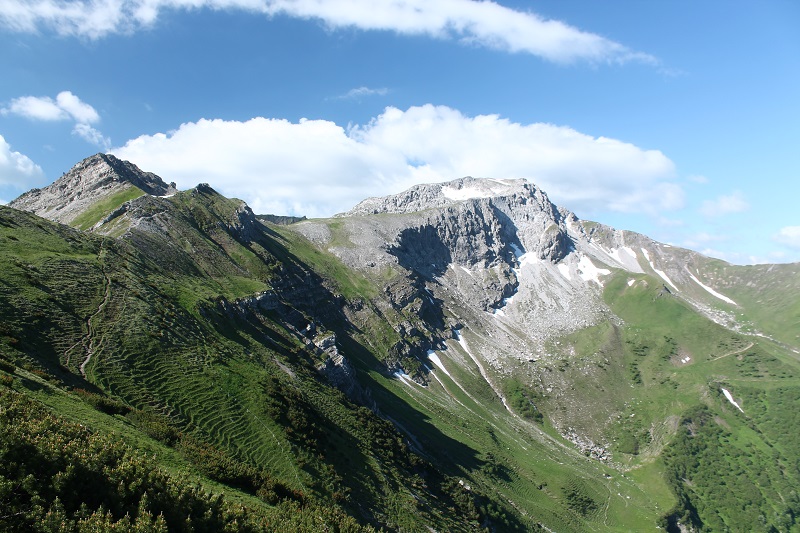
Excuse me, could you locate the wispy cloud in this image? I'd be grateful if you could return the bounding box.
[111,104,679,218]
[333,86,389,101]
[687,174,709,184]
[699,191,749,217]
[774,226,800,250]
[72,123,111,149]
[0,134,44,186]
[0,0,657,65]
[2,91,110,149]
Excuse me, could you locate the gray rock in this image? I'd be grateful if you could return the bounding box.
[10,153,177,226]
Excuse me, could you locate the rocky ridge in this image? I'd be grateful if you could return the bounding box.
[10,153,177,225]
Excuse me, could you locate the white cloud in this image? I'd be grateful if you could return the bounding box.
[0,0,656,64]
[56,91,100,123]
[2,91,100,123]
[111,104,680,218]
[699,191,749,217]
[2,95,66,121]
[0,134,45,187]
[774,226,800,250]
[73,123,111,149]
[334,86,389,100]
[3,91,109,148]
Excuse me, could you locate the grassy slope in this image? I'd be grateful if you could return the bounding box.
[581,272,800,531]
[71,185,145,230]
[715,261,800,348]
[0,204,508,532]
[4,195,800,532]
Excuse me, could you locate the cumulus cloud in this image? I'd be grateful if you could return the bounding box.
[774,226,800,250]
[699,191,749,217]
[111,104,680,218]
[0,134,45,187]
[54,91,101,123]
[0,0,656,65]
[2,91,109,148]
[2,91,100,123]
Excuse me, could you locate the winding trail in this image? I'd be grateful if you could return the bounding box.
[79,239,112,378]
[712,341,754,361]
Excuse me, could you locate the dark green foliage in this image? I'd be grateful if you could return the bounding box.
[0,358,15,373]
[125,409,180,445]
[74,388,131,415]
[661,403,800,532]
[504,379,544,422]
[561,479,598,517]
[0,387,376,532]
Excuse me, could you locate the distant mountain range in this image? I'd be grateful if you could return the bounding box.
[2,153,799,532]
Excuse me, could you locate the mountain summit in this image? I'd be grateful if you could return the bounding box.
[344,177,542,215]
[10,153,177,227]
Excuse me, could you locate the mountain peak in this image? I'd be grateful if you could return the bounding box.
[10,153,177,226]
[342,176,538,216]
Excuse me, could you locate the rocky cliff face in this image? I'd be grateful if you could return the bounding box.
[10,153,177,225]
[292,174,755,402]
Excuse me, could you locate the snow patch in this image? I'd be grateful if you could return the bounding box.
[689,273,737,306]
[608,246,643,273]
[510,243,537,269]
[427,351,453,380]
[557,263,572,280]
[394,371,423,388]
[441,182,515,201]
[577,255,610,286]
[442,186,493,200]
[721,388,744,413]
[454,330,512,413]
[641,248,678,291]
[652,266,678,292]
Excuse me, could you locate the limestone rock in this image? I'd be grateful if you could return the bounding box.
[10,153,177,226]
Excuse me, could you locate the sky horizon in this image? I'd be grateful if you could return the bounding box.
[1,0,799,264]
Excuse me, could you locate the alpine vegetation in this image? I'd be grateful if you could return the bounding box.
[2,154,799,532]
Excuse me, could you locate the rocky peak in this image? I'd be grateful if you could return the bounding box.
[10,153,177,225]
[344,177,539,216]
[351,177,571,267]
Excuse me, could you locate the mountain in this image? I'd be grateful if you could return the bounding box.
[10,153,177,229]
[2,154,799,532]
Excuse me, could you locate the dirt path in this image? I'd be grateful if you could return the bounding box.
[712,341,754,361]
[79,240,112,378]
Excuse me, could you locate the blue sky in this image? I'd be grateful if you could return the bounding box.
[1,0,798,264]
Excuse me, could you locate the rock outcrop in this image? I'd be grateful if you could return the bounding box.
[10,153,177,226]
